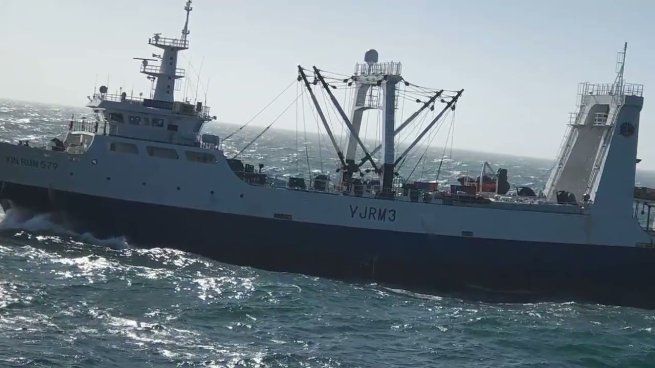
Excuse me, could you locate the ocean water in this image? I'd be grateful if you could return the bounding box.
[1,98,655,367]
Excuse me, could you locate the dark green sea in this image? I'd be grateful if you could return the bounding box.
[1,99,655,367]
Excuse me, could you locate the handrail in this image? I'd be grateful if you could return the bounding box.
[68,119,101,134]
[578,82,643,97]
[141,64,185,78]
[354,62,402,76]
[200,142,220,151]
[93,93,144,103]
[634,200,654,232]
[148,36,189,49]
[230,172,581,212]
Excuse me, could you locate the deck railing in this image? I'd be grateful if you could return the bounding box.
[140,64,186,78]
[354,62,402,77]
[148,36,189,49]
[92,93,144,104]
[578,82,644,97]
[68,118,102,134]
[634,200,654,232]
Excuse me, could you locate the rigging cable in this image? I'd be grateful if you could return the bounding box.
[375,107,381,162]
[305,89,325,173]
[295,82,300,174]
[395,82,407,150]
[193,57,205,104]
[302,85,312,180]
[394,90,463,167]
[401,109,450,178]
[318,85,341,150]
[420,118,443,179]
[397,107,430,152]
[223,79,296,142]
[341,82,349,149]
[363,104,371,151]
[405,124,440,184]
[435,110,457,184]
[232,91,302,159]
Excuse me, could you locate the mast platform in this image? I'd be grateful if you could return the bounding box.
[140,63,186,79]
[148,35,189,50]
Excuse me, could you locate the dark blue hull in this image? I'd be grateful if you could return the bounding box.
[2,181,655,308]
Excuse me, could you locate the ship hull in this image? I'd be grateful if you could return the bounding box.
[2,181,655,308]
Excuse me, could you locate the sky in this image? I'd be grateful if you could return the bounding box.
[1,0,654,167]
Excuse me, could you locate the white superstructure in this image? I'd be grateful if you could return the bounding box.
[84,0,214,147]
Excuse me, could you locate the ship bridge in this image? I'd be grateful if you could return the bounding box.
[82,0,216,147]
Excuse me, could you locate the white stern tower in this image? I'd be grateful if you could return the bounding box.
[544,43,644,236]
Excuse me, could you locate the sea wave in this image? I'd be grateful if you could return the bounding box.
[0,207,128,250]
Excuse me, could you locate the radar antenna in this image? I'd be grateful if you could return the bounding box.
[182,0,193,41]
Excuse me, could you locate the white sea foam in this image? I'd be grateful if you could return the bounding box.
[0,208,128,249]
[0,209,68,233]
[0,283,20,309]
[383,286,444,302]
[193,275,255,301]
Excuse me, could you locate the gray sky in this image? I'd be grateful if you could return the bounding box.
[1,0,654,167]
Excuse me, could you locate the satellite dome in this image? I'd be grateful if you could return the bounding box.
[99,85,108,94]
[364,49,378,64]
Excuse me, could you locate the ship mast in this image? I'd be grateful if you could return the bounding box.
[300,51,462,198]
[380,65,403,197]
[140,0,193,103]
[314,67,380,173]
[182,0,192,41]
[612,42,627,96]
[342,50,377,186]
[297,66,348,169]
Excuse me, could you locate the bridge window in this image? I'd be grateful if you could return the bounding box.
[185,151,216,164]
[109,142,138,154]
[109,113,124,123]
[152,118,164,127]
[128,116,142,125]
[167,124,178,132]
[146,146,178,159]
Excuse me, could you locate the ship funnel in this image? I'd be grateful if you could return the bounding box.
[364,49,378,65]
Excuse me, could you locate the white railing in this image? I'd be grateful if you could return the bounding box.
[148,36,189,49]
[578,82,644,97]
[634,200,655,233]
[200,142,220,151]
[354,62,402,76]
[93,93,143,104]
[141,64,185,78]
[198,105,211,119]
[68,118,102,134]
